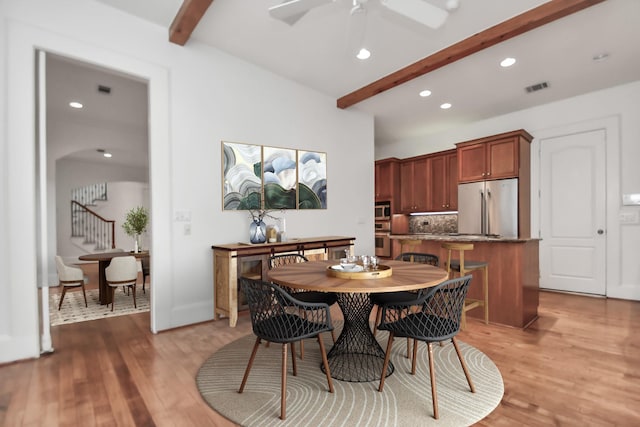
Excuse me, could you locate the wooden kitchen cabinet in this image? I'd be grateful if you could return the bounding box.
[457,130,533,183]
[400,156,429,213]
[427,150,457,211]
[374,158,400,202]
[212,236,354,326]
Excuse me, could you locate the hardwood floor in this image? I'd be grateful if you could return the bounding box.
[1,291,639,426]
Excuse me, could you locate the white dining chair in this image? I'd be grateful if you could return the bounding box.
[55,256,88,310]
[105,256,138,311]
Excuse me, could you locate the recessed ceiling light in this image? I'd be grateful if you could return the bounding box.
[419,90,432,97]
[103,152,112,158]
[440,103,452,109]
[500,57,516,67]
[592,52,609,62]
[69,101,83,109]
[356,48,371,60]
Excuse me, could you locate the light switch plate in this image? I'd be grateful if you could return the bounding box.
[619,211,639,224]
[174,210,192,222]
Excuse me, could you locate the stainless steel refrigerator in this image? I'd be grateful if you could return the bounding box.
[457,178,518,237]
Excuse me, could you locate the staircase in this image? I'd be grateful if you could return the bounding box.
[71,183,116,252]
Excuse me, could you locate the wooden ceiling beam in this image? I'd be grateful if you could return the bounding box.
[169,0,214,46]
[337,0,606,109]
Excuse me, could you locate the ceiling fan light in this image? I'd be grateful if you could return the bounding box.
[356,48,371,60]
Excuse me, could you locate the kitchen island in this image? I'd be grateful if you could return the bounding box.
[391,234,539,329]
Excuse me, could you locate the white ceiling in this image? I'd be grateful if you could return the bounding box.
[72,0,639,152]
[47,54,149,168]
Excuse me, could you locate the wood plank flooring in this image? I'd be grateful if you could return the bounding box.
[1,291,639,426]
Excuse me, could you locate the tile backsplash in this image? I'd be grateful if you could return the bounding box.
[409,214,458,234]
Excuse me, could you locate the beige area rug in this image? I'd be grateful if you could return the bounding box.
[49,288,149,326]
[196,325,503,426]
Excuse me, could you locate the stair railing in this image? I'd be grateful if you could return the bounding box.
[71,200,115,250]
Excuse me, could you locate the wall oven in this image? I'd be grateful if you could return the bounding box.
[375,220,391,258]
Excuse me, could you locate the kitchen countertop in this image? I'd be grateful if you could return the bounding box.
[390,233,539,243]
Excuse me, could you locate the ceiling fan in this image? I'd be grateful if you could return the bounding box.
[268,0,459,29]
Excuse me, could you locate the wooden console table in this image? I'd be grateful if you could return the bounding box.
[211,236,355,327]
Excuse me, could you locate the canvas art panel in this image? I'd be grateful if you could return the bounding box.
[298,150,327,209]
[222,142,262,210]
[262,146,297,210]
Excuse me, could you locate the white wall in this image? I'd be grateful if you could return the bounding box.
[0,0,374,363]
[376,80,640,300]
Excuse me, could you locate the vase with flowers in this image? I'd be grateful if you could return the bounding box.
[122,206,149,252]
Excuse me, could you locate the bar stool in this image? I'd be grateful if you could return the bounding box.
[398,239,421,259]
[441,242,489,328]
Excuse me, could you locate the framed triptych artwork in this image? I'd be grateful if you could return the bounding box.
[222,141,326,211]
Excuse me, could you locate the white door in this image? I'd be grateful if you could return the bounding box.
[540,129,606,295]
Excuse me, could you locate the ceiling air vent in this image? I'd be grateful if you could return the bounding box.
[97,85,112,94]
[525,82,549,93]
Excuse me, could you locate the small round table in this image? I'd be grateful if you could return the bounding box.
[266,259,448,382]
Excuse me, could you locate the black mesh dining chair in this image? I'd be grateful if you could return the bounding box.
[268,254,338,358]
[371,253,440,357]
[377,275,475,420]
[238,278,334,421]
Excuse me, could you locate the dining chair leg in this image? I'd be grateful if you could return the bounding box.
[411,339,418,375]
[299,340,305,359]
[58,287,67,310]
[281,343,287,420]
[427,342,439,419]
[132,284,137,308]
[373,306,382,337]
[330,329,336,343]
[452,337,476,393]
[298,309,307,359]
[239,337,261,393]
[290,342,297,376]
[406,338,412,359]
[317,334,334,393]
[378,333,395,392]
[81,284,88,307]
[110,287,116,312]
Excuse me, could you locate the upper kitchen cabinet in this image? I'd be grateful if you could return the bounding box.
[427,150,458,211]
[375,158,400,202]
[457,130,533,183]
[400,156,429,213]
[375,158,401,211]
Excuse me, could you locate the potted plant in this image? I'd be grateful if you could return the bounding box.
[122,206,149,252]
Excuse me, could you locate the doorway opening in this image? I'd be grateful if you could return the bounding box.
[44,52,150,326]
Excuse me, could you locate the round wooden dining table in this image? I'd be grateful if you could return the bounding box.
[266,259,448,382]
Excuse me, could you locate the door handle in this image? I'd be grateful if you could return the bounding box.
[597,229,604,235]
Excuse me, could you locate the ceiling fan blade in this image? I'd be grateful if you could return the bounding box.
[268,0,334,25]
[381,0,449,29]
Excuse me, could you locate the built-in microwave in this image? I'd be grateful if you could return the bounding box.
[375,202,391,220]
